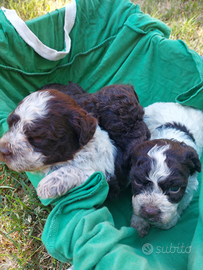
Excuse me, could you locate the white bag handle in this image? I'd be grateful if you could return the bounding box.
[1,0,76,61]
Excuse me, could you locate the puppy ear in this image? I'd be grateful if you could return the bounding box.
[71,112,97,147]
[123,140,137,167]
[67,81,86,94]
[124,140,152,167]
[129,85,139,103]
[182,146,201,175]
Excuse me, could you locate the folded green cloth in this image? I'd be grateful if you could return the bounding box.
[0,0,203,268]
[41,171,201,269]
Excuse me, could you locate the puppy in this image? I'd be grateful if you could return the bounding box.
[41,82,151,194]
[130,102,203,237]
[0,89,117,199]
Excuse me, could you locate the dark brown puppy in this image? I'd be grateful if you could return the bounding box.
[41,82,150,197]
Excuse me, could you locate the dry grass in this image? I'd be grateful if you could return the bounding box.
[134,0,203,54]
[1,0,71,21]
[0,164,71,269]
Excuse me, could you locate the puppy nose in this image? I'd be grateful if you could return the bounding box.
[0,145,11,157]
[142,206,160,218]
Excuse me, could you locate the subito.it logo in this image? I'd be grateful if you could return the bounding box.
[142,243,154,255]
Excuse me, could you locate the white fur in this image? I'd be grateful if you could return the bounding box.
[1,119,116,198]
[130,214,150,238]
[15,91,53,126]
[0,91,53,172]
[132,144,179,237]
[37,126,117,199]
[131,102,203,237]
[131,190,179,237]
[144,102,203,155]
[0,90,117,199]
[144,102,203,214]
[147,144,171,187]
[0,130,45,172]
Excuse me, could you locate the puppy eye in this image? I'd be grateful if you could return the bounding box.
[7,113,20,128]
[134,178,142,187]
[169,187,180,194]
[28,137,43,146]
[136,157,148,167]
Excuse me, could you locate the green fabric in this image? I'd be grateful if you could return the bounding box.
[0,0,203,268]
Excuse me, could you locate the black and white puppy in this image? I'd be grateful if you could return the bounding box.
[130,102,203,237]
[0,89,117,199]
[41,82,151,195]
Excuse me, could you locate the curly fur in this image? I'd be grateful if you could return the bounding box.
[0,89,117,199]
[129,102,203,237]
[41,82,150,196]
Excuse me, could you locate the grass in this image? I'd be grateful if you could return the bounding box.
[0,0,203,269]
[135,0,203,55]
[0,164,71,270]
[1,0,71,21]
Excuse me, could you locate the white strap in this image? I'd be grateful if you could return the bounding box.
[1,0,76,61]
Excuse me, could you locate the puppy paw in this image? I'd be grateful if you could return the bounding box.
[37,171,68,199]
[131,214,150,238]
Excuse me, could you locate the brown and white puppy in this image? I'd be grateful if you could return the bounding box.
[130,102,203,237]
[41,82,151,195]
[0,89,117,199]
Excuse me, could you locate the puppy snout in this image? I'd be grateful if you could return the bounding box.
[140,205,161,220]
[0,143,12,161]
[0,146,11,156]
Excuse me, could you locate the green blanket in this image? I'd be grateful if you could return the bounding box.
[0,0,203,268]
